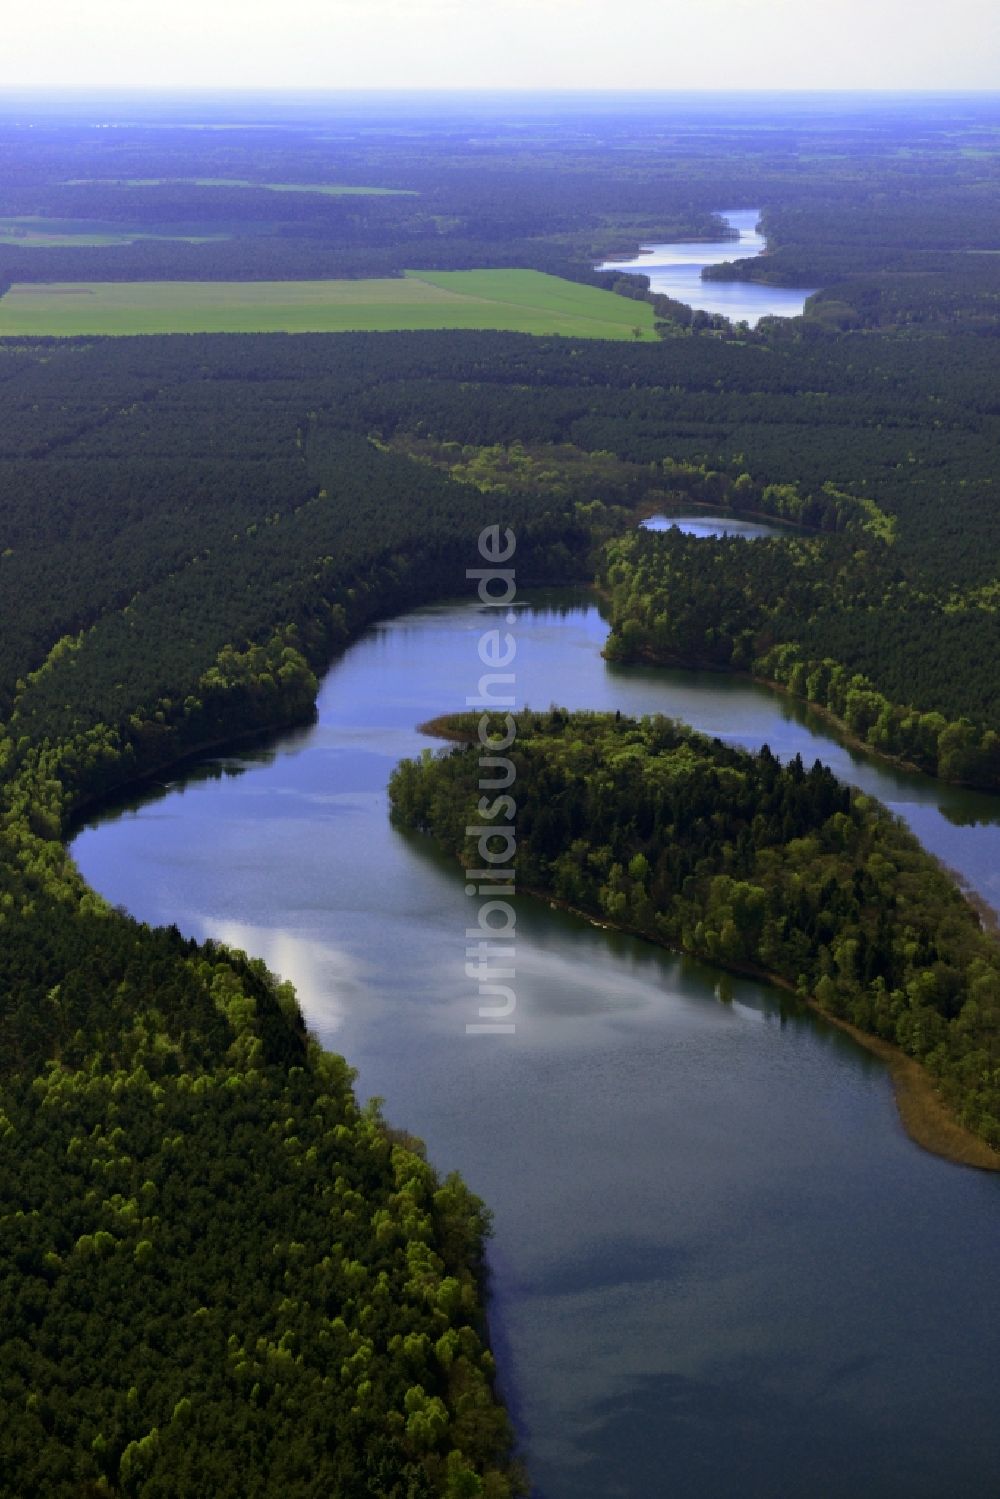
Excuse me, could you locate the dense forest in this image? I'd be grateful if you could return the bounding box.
[0,916,523,1497]
[2,314,997,781]
[599,528,1000,787]
[389,711,1000,1157]
[1,93,1000,1493]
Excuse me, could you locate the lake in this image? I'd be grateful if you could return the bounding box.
[642,512,791,540]
[597,207,818,326]
[72,592,1000,1498]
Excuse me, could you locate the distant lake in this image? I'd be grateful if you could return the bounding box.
[597,208,817,326]
[642,512,788,540]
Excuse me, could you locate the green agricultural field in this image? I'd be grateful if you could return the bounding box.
[0,271,657,339]
[65,178,414,196]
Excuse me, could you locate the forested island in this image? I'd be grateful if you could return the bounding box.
[390,711,1000,1166]
[1,90,1000,1495]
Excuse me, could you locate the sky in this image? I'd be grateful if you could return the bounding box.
[4,0,999,92]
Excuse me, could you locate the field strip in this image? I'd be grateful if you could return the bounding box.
[0,271,656,339]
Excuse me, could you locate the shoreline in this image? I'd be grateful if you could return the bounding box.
[65,712,317,833]
[414,720,1000,1174]
[606,640,1000,932]
[632,496,812,534]
[604,631,998,797]
[528,886,1000,1173]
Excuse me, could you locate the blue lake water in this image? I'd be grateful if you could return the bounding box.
[597,207,818,325]
[642,512,789,540]
[73,594,1000,1498]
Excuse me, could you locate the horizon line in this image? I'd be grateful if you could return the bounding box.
[3,85,1000,97]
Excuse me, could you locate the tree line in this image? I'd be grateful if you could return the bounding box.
[599,529,1000,788]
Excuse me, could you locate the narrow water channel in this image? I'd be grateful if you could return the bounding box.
[72,591,1000,1499]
